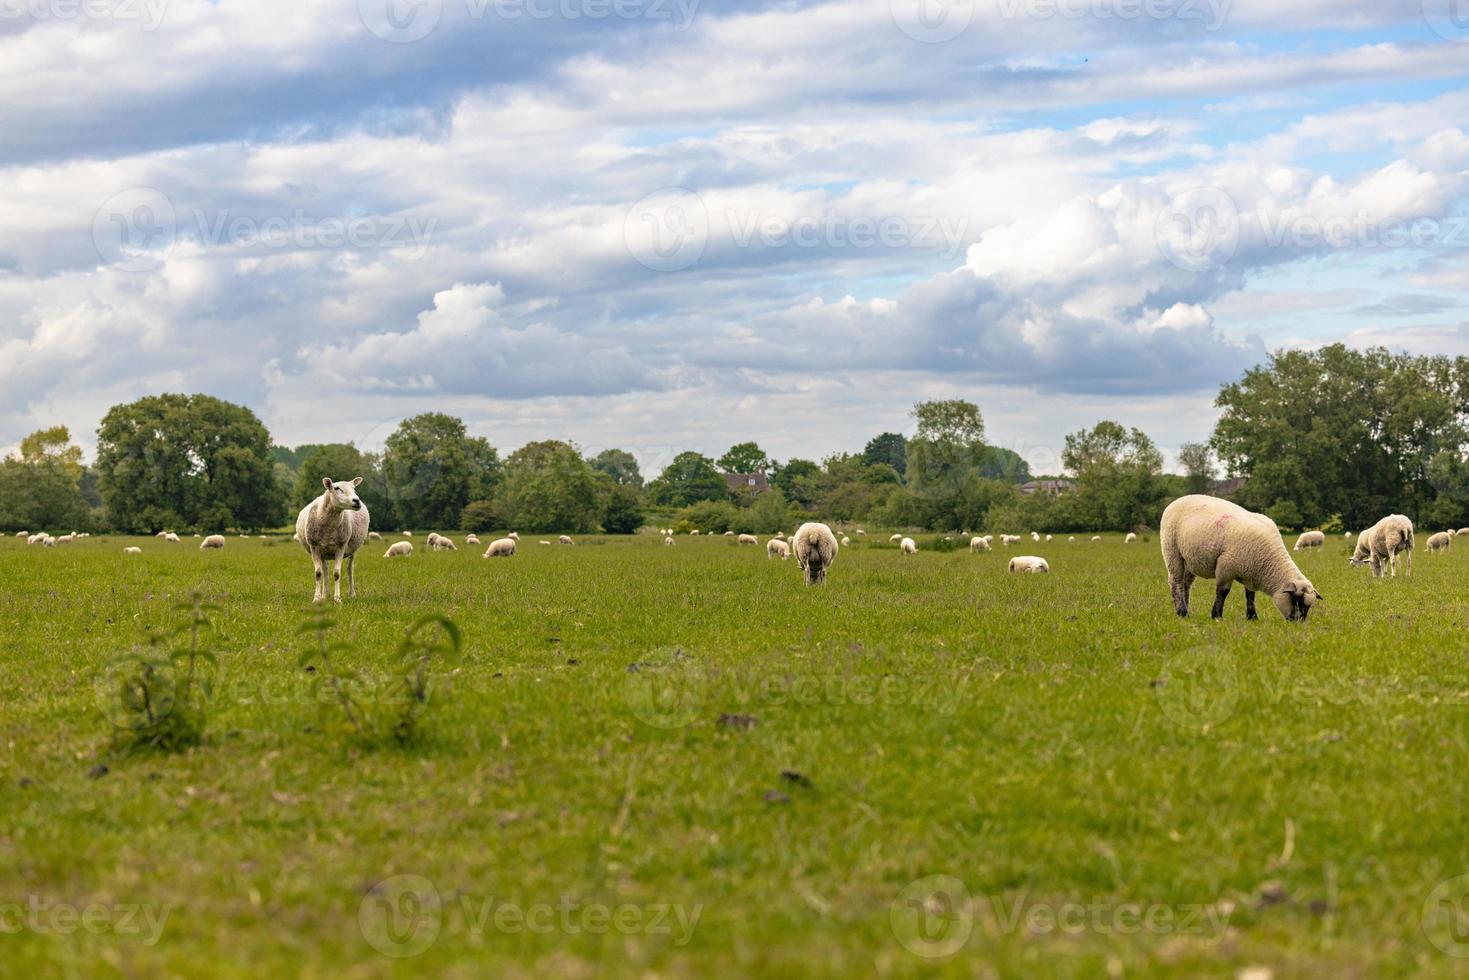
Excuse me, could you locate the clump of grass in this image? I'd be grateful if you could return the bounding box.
[105,592,219,753]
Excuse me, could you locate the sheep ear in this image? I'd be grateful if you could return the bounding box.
[1314,590,1324,601]
[351,476,363,487]
[322,477,333,490]
[1282,582,1297,594]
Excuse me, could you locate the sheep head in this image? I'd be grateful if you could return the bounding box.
[1270,580,1322,621]
[321,476,364,512]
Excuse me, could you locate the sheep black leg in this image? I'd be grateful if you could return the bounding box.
[1171,572,1193,617]
[1211,583,1230,619]
[1244,590,1258,620]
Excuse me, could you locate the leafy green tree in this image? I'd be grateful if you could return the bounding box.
[599,478,645,534]
[590,448,643,488]
[492,440,603,533]
[382,414,500,530]
[677,499,741,534]
[95,394,282,532]
[862,432,907,477]
[976,446,1032,483]
[746,486,794,533]
[717,442,770,475]
[1177,442,1217,494]
[293,444,369,508]
[1427,451,1469,528]
[1061,421,1167,530]
[459,499,502,533]
[0,432,92,531]
[19,426,83,486]
[647,452,726,507]
[772,458,820,506]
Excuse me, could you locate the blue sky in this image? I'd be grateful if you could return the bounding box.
[0,0,1466,476]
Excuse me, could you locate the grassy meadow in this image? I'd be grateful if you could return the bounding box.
[2,529,1468,977]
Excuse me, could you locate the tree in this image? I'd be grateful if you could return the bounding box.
[95,394,282,532]
[590,448,643,488]
[0,428,93,531]
[862,432,907,477]
[492,440,603,533]
[913,399,986,446]
[382,414,500,530]
[647,452,726,507]
[1177,442,1217,494]
[599,479,645,534]
[717,442,770,475]
[293,444,369,508]
[1061,421,1167,530]
[19,426,83,486]
[906,399,988,507]
[772,458,821,507]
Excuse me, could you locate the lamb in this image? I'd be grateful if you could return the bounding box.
[559,535,574,545]
[426,532,443,548]
[384,541,413,558]
[1125,532,1137,544]
[200,535,225,550]
[1349,515,1415,578]
[738,533,758,545]
[483,537,516,558]
[465,534,481,545]
[1045,534,1053,541]
[792,522,839,586]
[969,536,990,553]
[368,531,382,541]
[1426,531,1452,553]
[663,535,675,547]
[1031,531,1040,542]
[296,476,371,603]
[1161,494,1322,621]
[1293,531,1325,551]
[767,539,791,560]
[123,546,142,554]
[723,531,734,537]
[889,533,903,543]
[1000,534,1021,546]
[164,532,180,543]
[840,536,851,547]
[1090,535,1102,542]
[1008,556,1049,574]
[432,535,458,552]
[900,537,917,555]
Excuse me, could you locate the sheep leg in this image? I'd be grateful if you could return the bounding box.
[1210,582,1231,619]
[1244,589,1258,620]
[311,549,325,603]
[332,551,344,603]
[1405,549,1412,578]
[346,554,356,598]
[1170,571,1194,617]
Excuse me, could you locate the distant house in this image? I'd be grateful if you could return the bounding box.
[1019,478,1075,496]
[724,469,770,496]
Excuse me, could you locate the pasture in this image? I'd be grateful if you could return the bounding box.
[2,531,1468,977]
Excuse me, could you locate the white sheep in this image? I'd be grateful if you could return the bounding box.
[1457,527,1469,537]
[855,529,866,536]
[1426,531,1452,553]
[41,535,56,547]
[1161,494,1322,621]
[200,535,225,550]
[1067,535,1076,542]
[1031,531,1040,542]
[164,532,180,543]
[13,531,25,537]
[738,533,758,545]
[26,534,41,545]
[767,539,791,560]
[889,533,903,543]
[1293,531,1325,551]
[559,535,574,545]
[123,546,141,554]
[1000,534,1021,547]
[969,536,990,553]
[465,534,481,545]
[1008,555,1049,573]
[296,477,370,603]
[1045,534,1053,541]
[793,522,838,586]
[508,531,519,541]
[1350,515,1414,578]
[368,531,382,541]
[384,541,413,558]
[402,530,412,537]
[483,537,516,558]
[1090,535,1102,542]
[900,537,917,555]
[663,536,675,547]
[724,530,734,537]
[426,532,443,548]
[840,535,851,547]
[432,535,458,552]
[1124,532,1137,544]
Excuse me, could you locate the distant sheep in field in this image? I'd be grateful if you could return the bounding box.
[402,530,412,537]
[900,537,917,555]
[1090,535,1101,542]
[1031,531,1040,542]
[297,477,370,603]
[1008,556,1049,574]
[1293,531,1324,551]
[1045,534,1053,541]
[368,531,382,541]
[1427,531,1452,553]
[841,535,851,547]
[559,535,574,545]
[384,541,412,558]
[509,532,519,541]
[1125,533,1137,544]
[483,537,516,558]
[970,536,990,552]
[431,535,458,552]
[200,535,225,550]
[738,533,758,545]
[663,535,675,547]
[767,539,790,560]
[465,534,480,545]
[855,529,866,536]
[123,546,141,554]
[1350,515,1415,578]
[14,530,25,537]
[1000,534,1021,547]
[1068,535,1076,542]
[1162,494,1321,621]
[41,535,56,547]
[793,522,838,586]
[889,533,903,543]
[539,540,551,545]
[724,531,734,537]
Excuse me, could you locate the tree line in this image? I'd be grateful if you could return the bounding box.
[1,345,1465,534]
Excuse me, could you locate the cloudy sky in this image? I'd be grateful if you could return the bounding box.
[2,0,1467,476]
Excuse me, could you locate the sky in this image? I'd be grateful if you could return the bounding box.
[1,0,1467,478]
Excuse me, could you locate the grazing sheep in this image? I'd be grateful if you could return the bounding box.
[123,546,142,554]
[1090,535,1102,542]
[14,530,25,537]
[508,532,519,541]
[774,531,784,540]
[792,522,839,586]
[200,535,225,550]
[1125,532,1137,544]
[855,529,866,536]
[1008,556,1049,574]
[162,532,179,543]
[1161,494,1322,621]
[767,539,791,560]
[402,530,412,537]
[384,541,413,558]
[539,540,551,545]
[723,530,734,537]
[1068,535,1076,542]
[432,535,458,552]
[969,536,990,553]
[840,535,851,547]
[1045,534,1053,541]
[483,537,516,558]
[1031,531,1040,542]
[559,535,574,545]
[690,530,700,536]
[1457,527,1469,536]
[26,534,41,545]
[1349,515,1415,578]
[738,533,758,545]
[465,534,480,545]
[663,536,675,547]
[426,532,442,548]
[296,477,371,603]
[1293,531,1325,551]
[889,533,903,543]
[1344,530,1353,538]
[41,535,56,547]
[1000,534,1021,547]
[900,537,917,555]
[368,531,382,541]
[1427,531,1452,553]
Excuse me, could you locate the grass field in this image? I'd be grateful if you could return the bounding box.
[3,530,1469,978]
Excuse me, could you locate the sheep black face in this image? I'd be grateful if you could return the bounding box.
[1271,580,1322,621]
[322,476,365,511]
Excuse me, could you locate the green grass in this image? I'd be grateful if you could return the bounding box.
[2,530,1469,977]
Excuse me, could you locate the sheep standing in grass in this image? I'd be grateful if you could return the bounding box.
[465,534,480,545]
[738,533,758,545]
[1293,531,1325,551]
[200,535,225,550]
[384,541,412,558]
[1124,532,1137,544]
[123,546,142,554]
[767,539,790,560]
[663,535,675,547]
[559,535,574,545]
[900,537,917,555]
[1090,535,1102,542]
[1349,515,1414,578]
[1161,495,1322,621]
[1457,527,1469,536]
[1000,534,1021,547]
[793,522,838,586]
[1008,556,1049,573]
[296,477,370,603]
[509,531,519,541]
[889,533,903,543]
[483,538,516,558]
[164,532,180,543]
[969,536,990,553]
[368,531,382,541]
[1427,531,1452,553]
[840,535,851,547]
[426,532,443,549]
[433,536,458,552]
